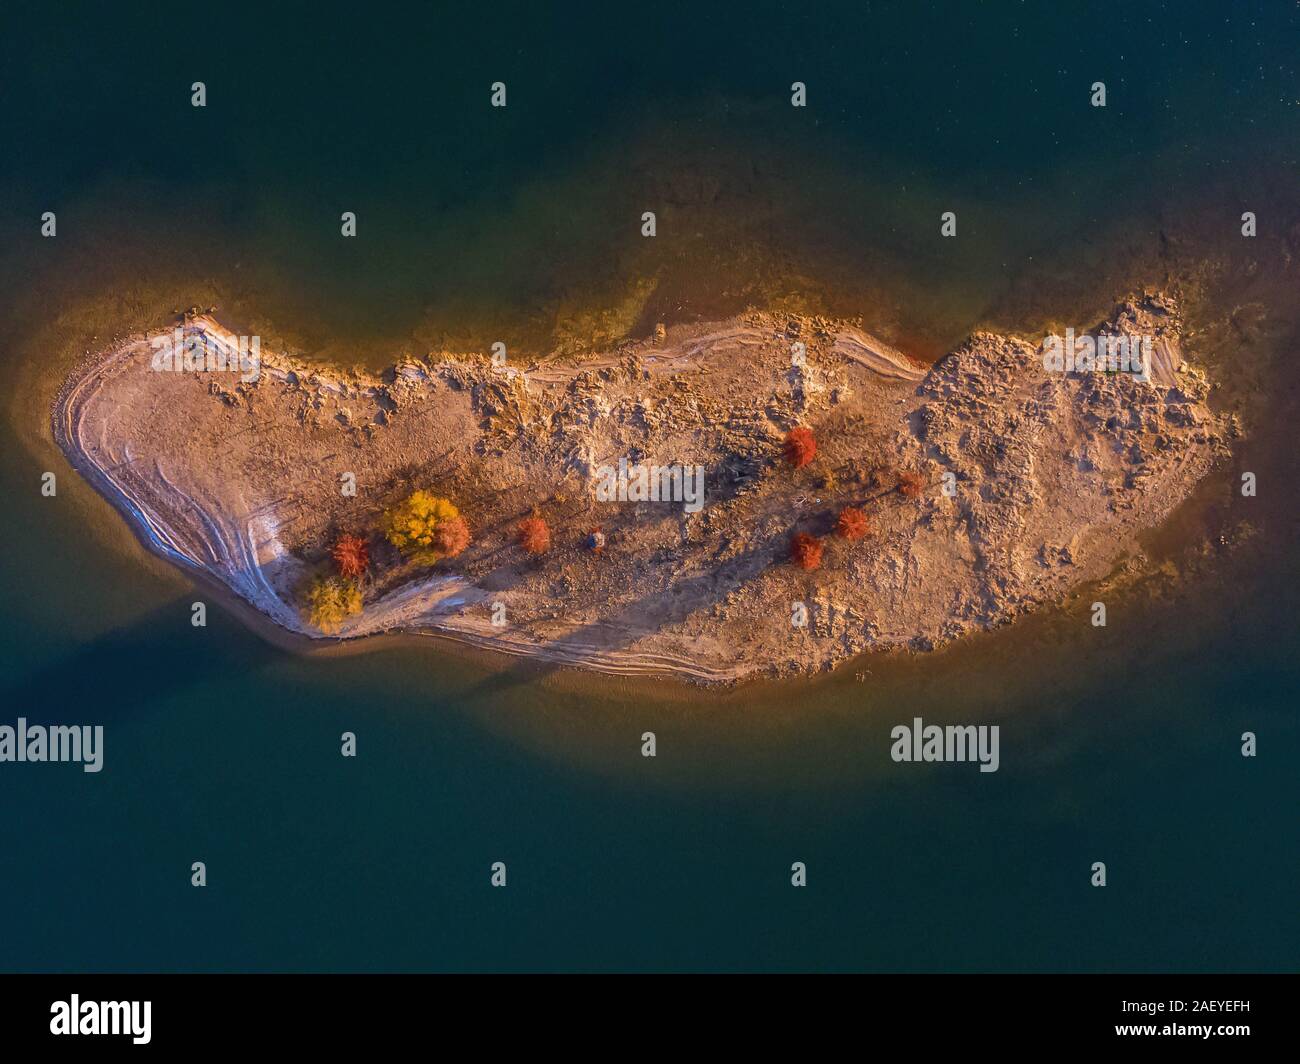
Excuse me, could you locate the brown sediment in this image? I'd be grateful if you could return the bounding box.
[52,293,1231,684]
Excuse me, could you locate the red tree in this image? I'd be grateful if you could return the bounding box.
[784,426,817,469]
[790,532,823,571]
[836,507,871,541]
[434,515,471,557]
[898,471,925,499]
[331,533,369,580]
[519,515,551,555]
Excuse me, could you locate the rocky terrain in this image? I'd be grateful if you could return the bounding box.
[53,293,1230,682]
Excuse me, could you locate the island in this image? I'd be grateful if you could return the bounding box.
[53,292,1229,683]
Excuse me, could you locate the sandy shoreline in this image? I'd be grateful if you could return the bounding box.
[52,297,1230,684]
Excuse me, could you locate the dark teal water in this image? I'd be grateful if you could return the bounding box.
[0,2,1296,972]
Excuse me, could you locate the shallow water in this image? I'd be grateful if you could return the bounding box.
[0,2,1296,971]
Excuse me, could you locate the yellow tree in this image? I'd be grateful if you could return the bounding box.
[382,491,469,562]
[306,576,363,633]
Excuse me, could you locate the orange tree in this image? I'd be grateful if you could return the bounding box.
[331,533,370,579]
[519,514,551,554]
[836,507,871,541]
[784,426,816,469]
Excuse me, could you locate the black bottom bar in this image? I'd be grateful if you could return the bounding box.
[0,974,1287,1051]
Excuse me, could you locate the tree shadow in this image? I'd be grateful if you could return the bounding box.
[452,536,784,705]
[1,598,281,726]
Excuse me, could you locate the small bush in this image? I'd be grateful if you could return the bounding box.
[305,576,363,633]
[790,532,823,571]
[898,471,925,499]
[836,507,871,541]
[519,515,551,555]
[784,426,817,469]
